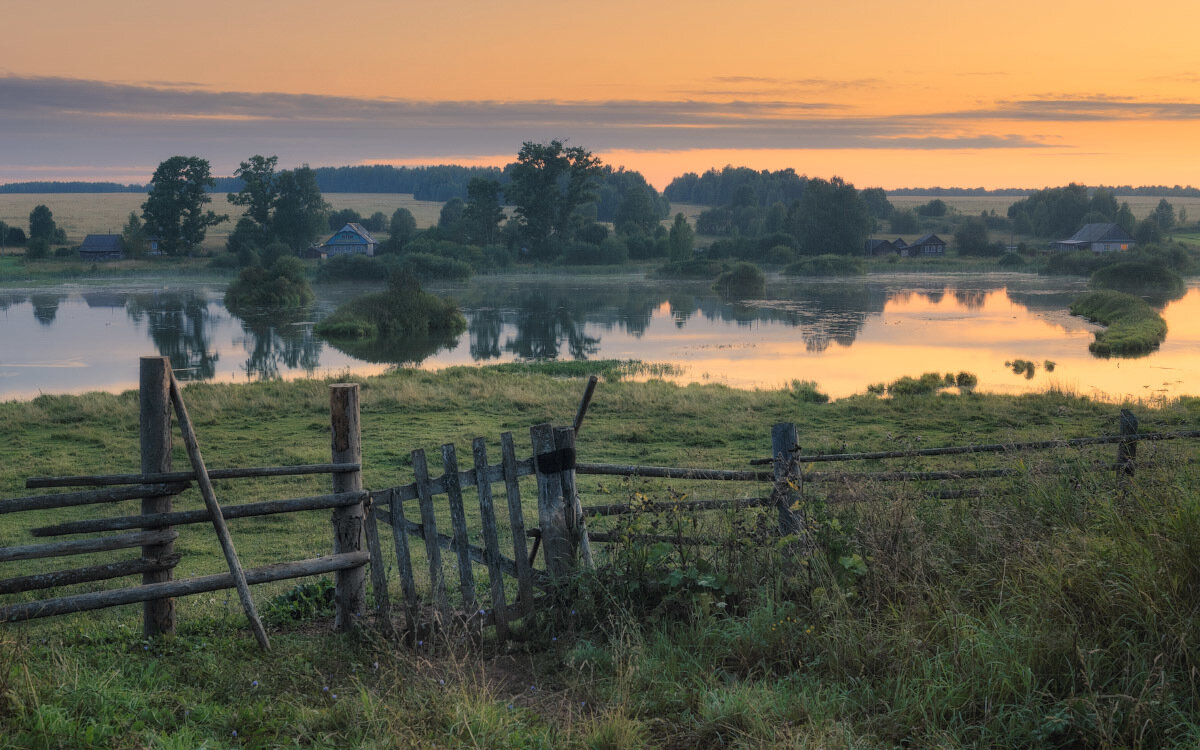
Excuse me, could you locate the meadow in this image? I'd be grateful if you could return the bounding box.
[1,364,1198,747]
[0,193,445,254]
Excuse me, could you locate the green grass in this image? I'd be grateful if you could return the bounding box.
[783,254,865,277]
[1,368,1198,746]
[1070,290,1169,356]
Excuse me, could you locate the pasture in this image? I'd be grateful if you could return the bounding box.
[890,193,1200,222]
[0,193,445,253]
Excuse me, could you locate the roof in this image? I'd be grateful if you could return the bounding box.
[322,223,376,246]
[1063,223,1134,244]
[910,233,946,246]
[79,234,122,253]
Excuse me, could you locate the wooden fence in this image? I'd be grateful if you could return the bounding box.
[2,360,1197,647]
[0,357,370,636]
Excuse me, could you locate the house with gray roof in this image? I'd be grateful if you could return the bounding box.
[78,234,124,261]
[320,223,377,257]
[903,233,946,256]
[1051,223,1135,253]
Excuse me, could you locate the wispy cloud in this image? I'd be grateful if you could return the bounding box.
[8,75,1186,182]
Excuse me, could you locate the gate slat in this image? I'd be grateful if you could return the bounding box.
[473,438,510,641]
[442,444,477,614]
[385,488,420,639]
[501,432,535,615]
[413,449,449,625]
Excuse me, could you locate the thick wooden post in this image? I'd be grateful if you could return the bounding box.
[772,423,807,547]
[330,384,366,632]
[532,423,576,579]
[1118,409,1138,482]
[554,426,591,568]
[140,356,175,637]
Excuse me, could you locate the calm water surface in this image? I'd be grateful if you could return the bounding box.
[1,273,1196,401]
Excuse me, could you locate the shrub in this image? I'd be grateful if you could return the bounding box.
[25,238,50,259]
[399,252,473,281]
[316,253,390,282]
[789,380,829,403]
[654,258,724,279]
[1088,261,1184,302]
[712,262,765,298]
[224,256,315,310]
[315,271,466,341]
[886,372,951,396]
[998,252,1024,268]
[783,254,865,277]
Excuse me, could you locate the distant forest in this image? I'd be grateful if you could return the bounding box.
[4,165,1200,202]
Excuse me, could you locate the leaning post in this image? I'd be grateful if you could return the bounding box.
[140,356,176,637]
[330,384,366,632]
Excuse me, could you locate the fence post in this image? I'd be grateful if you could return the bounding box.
[771,423,807,548]
[532,423,577,579]
[330,384,365,632]
[1118,409,1138,482]
[140,356,175,637]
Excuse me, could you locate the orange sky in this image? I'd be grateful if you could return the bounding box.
[4,0,1200,188]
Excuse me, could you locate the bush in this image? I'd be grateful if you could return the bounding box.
[1088,261,1184,302]
[712,262,765,298]
[25,238,50,259]
[315,271,466,341]
[998,252,1024,268]
[224,256,315,310]
[399,252,473,281]
[763,245,798,266]
[886,372,952,396]
[316,253,390,282]
[653,258,724,279]
[207,252,242,270]
[783,254,864,277]
[54,246,74,258]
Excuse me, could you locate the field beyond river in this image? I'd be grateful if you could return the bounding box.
[1,366,1199,747]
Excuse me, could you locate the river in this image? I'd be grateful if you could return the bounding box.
[1,273,1196,401]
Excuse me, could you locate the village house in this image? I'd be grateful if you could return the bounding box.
[1050,223,1135,253]
[865,238,895,256]
[78,234,124,261]
[320,223,377,257]
[904,233,947,256]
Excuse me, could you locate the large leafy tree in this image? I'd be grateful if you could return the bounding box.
[462,177,505,246]
[271,166,330,250]
[787,177,870,256]
[142,156,227,255]
[28,205,60,243]
[227,155,278,228]
[505,140,602,258]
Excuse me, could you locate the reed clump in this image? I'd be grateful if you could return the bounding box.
[1070,290,1168,356]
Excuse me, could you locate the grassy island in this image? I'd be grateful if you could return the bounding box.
[1070,289,1169,356]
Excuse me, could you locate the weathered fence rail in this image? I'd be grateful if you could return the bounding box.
[0,357,369,637]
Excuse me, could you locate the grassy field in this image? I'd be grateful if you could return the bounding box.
[0,193,445,255]
[1,365,1198,747]
[891,194,1200,222]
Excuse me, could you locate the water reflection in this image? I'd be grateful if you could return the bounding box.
[234,310,323,380]
[126,291,219,380]
[1,276,1196,402]
[31,293,65,326]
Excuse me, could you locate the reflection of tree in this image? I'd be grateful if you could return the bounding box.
[953,289,989,310]
[31,293,65,326]
[0,293,27,313]
[667,293,695,328]
[126,291,218,380]
[469,309,503,360]
[234,309,323,380]
[323,331,458,364]
[504,288,600,360]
